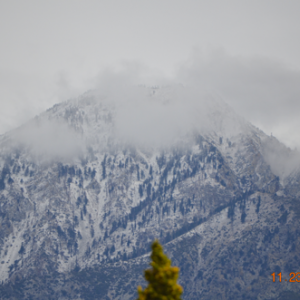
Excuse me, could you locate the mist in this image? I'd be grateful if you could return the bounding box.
[177,48,300,150]
[91,65,251,150]
[2,49,300,175]
[262,136,300,179]
[86,57,300,177]
[2,49,300,150]
[11,117,84,162]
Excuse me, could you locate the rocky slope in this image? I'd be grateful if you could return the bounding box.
[0,86,299,299]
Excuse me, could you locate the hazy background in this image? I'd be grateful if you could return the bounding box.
[1,0,300,149]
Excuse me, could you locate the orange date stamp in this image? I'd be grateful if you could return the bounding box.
[271,272,300,282]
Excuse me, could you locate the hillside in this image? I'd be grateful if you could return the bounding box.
[0,86,299,299]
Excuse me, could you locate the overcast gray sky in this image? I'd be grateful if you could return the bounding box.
[0,0,300,149]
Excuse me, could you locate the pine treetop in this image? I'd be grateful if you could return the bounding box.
[137,240,183,300]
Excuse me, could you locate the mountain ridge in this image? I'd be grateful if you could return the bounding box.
[0,86,299,299]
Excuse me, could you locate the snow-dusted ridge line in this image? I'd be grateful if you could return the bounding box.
[0,87,298,299]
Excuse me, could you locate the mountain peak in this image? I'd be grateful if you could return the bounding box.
[0,87,299,299]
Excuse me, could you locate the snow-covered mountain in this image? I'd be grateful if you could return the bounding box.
[0,86,299,299]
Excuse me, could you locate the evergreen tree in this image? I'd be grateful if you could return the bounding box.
[102,155,106,179]
[137,240,183,300]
